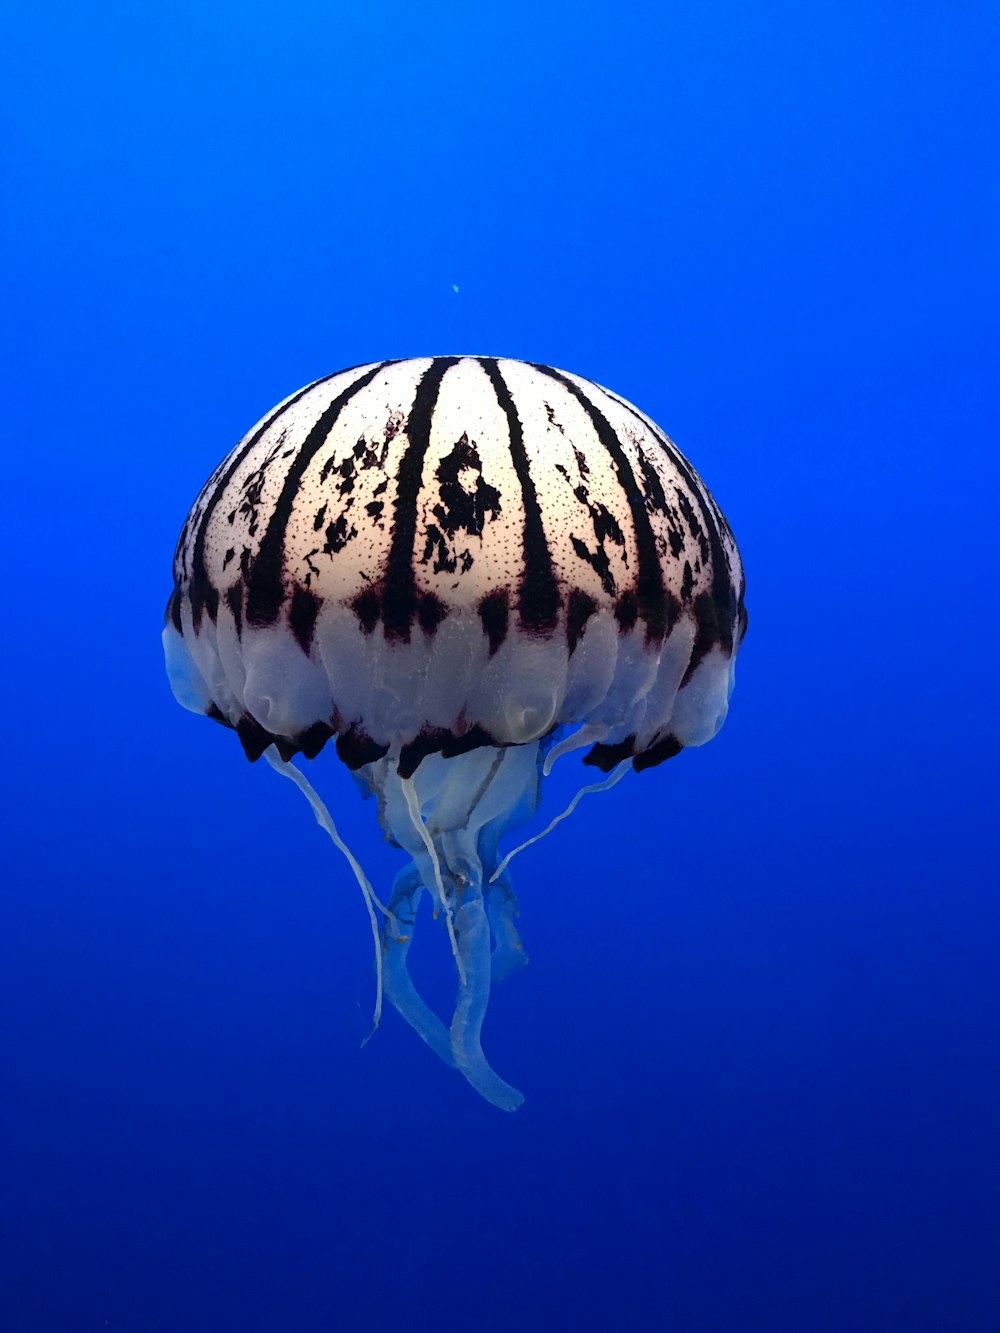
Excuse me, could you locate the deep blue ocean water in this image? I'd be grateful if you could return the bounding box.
[2,4,998,1330]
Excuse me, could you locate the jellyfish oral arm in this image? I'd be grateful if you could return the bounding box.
[449,887,524,1112]
[364,745,540,1111]
[381,866,456,1068]
[264,740,541,1109]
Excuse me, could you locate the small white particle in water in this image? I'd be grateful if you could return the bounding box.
[452,283,460,293]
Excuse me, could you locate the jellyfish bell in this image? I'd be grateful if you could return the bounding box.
[163,356,746,1110]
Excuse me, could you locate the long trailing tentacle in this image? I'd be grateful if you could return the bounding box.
[541,722,607,777]
[400,774,466,985]
[490,760,631,884]
[264,746,385,1033]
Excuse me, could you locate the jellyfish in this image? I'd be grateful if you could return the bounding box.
[163,357,746,1109]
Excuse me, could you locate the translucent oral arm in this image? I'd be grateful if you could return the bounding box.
[449,890,524,1112]
[487,876,528,984]
[380,866,455,1068]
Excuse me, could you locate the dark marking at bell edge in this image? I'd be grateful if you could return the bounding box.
[418,593,446,633]
[566,588,597,655]
[206,702,232,728]
[336,727,390,770]
[614,591,638,633]
[398,730,450,779]
[681,590,722,687]
[351,587,381,635]
[166,589,182,631]
[290,584,320,654]
[202,584,219,623]
[633,734,683,771]
[583,736,637,771]
[298,721,334,759]
[398,724,500,779]
[440,724,498,759]
[479,588,510,655]
[236,714,276,762]
[226,584,243,636]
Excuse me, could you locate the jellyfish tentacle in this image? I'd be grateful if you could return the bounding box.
[264,747,384,1032]
[450,887,525,1112]
[490,760,631,884]
[400,774,466,985]
[381,865,456,1068]
[541,722,608,777]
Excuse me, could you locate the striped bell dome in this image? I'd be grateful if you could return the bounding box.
[164,356,745,778]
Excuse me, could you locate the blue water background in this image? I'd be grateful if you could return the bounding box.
[2,4,998,1330]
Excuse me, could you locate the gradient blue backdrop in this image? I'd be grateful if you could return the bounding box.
[2,4,998,1330]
